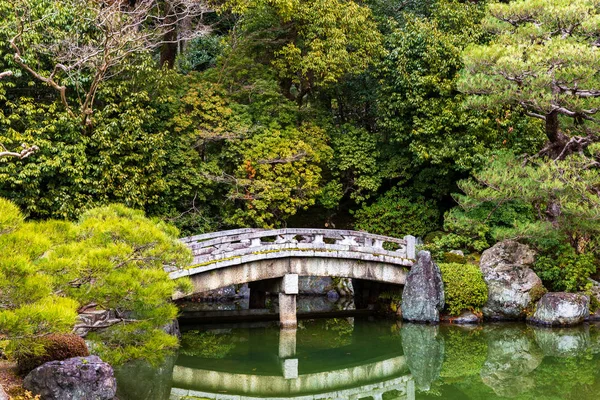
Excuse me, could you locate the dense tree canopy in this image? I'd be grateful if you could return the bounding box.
[2,0,600,302]
[459,0,600,158]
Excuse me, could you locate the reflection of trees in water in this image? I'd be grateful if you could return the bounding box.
[431,323,600,399]
[179,331,236,359]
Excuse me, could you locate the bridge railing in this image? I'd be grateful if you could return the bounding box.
[180,228,416,267]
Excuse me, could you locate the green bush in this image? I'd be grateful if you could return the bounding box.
[15,334,89,375]
[439,263,488,316]
[443,252,466,264]
[354,187,440,238]
[534,247,597,292]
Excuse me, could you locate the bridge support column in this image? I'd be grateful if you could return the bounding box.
[279,274,298,328]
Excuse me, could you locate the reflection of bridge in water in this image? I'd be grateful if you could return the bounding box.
[169,321,415,400]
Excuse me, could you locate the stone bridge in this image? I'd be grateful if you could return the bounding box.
[168,228,416,327]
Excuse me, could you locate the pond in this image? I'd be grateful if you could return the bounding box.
[115,318,600,400]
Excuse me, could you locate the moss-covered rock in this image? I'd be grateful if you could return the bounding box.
[16,334,89,375]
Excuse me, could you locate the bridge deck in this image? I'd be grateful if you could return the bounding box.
[169,228,416,280]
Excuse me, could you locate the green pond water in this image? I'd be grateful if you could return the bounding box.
[115,317,600,400]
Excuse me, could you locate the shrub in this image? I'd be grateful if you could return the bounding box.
[15,334,89,374]
[534,247,597,292]
[439,263,488,316]
[443,252,467,264]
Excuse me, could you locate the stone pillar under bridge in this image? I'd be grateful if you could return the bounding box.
[247,274,299,328]
[279,274,298,328]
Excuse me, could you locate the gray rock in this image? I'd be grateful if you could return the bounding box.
[401,251,445,323]
[480,327,543,397]
[23,356,116,400]
[529,292,589,326]
[298,276,354,296]
[449,250,464,257]
[533,326,590,357]
[192,284,249,300]
[0,384,8,400]
[401,324,444,391]
[162,319,181,338]
[480,240,543,320]
[441,311,481,325]
[299,276,332,294]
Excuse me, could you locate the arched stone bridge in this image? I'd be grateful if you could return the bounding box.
[168,228,416,326]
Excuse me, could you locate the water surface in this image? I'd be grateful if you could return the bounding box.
[115,318,600,400]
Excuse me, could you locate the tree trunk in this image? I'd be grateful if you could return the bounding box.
[542,110,571,159]
[160,3,178,69]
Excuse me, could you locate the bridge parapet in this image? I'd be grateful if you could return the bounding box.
[174,228,416,275]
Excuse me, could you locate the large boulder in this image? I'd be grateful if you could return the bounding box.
[479,240,543,320]
[528,292,589,326]
[401,251,445,323]
[23,356,116,400]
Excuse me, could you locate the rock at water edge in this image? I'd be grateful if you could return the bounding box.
[480,240,543,320]
[401,251,445,323]
[24,356,116,400]
[528,292,589,327]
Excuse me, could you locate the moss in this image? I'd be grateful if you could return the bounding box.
[590,293,600,313]
[185,246,409,270]
[529,283,548,304]
[15,334,89,375]
[439,263,488,316]
[443,252,467,264]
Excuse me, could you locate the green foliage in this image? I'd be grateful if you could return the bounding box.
[224,123,332,227]
[327,124,382,203]
[376,0,542,201]
[439,262,488,316]
[0,197,23,234]
[428,199,536,256]
[534,247,596,292]
[457,151,600,251]
[0,198,192,366]
[459,0,600,147]
[177,35,224,73]
[223,0,384,100]
[354,187,440,238]
[442,252,466,264]
[0,62,217,222]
